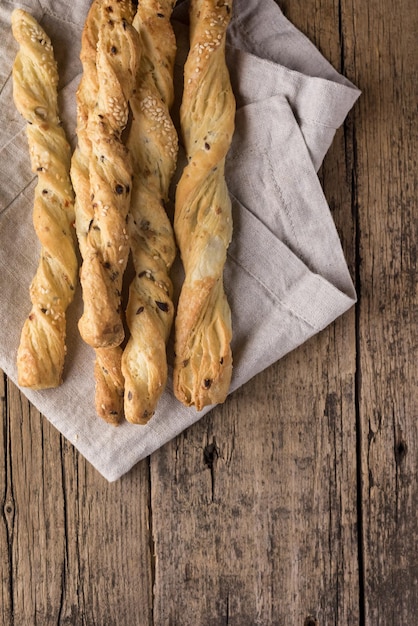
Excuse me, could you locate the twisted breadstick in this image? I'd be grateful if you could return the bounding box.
[121,1,178,424]
[77,0,140,349]
[72,1,116,422]
[71,0,139,423]
[12,9,78,390]
[173,0,235,410]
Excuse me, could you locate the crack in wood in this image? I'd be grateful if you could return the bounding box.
[56,435,69,625]
[203,438,219,503]
[147,457,156,626]
[2,373,15,625]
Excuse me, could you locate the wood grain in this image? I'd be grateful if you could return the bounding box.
[1,376,153,625]
[351,0,418,623]
[151,325,358,625]
[2,0,418,624]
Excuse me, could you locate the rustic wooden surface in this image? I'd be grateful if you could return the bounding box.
[1,0,417,624]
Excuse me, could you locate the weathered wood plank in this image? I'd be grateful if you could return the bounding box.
[1,374,153,625]
[352,0,418,622]
[3,0,417,623]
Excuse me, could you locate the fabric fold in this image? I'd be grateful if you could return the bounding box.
[227,95,356,296]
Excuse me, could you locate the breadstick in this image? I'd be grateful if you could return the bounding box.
[173,0,235,410]
[12,9,78,390]
[121,1,178,424]
[76,0,140,349]
[72,1,116,422]
[71,0,120,423]
[71,0,138,423]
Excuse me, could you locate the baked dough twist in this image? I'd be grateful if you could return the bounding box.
[121,1,178,424]
[173,0,235,410]
[12,9,78,390]
[76,0,140,350]
[72,1,123,424]
[71,0,140,423]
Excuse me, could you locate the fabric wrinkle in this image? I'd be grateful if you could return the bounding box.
[0,0,360,480]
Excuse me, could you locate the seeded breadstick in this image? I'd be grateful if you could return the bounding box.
[71,0,122,424]
[173,0,235,410]
[12,9,78,390]
[71,0,139,424]
[121,1,178,424]
[76,0,140,350]
[71,0,119,422]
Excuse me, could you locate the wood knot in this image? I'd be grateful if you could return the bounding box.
[203,441,219,470]
[395,438,408,464]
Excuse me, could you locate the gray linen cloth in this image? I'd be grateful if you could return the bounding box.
[0,0,360,481]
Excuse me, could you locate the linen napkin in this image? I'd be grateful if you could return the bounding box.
[0,0,360,481]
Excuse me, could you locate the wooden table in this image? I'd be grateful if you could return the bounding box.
[2,0,417,623]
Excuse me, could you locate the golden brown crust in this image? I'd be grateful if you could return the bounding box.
[71,0,140,422]
[71,0,101,265]
[94,347,124,425]
[121,1,178,424]
[74,0,140,349]
[72,3,115,421]
[173,0,235,410]
[12,9,78,390]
